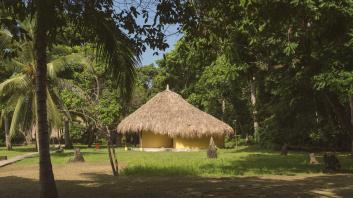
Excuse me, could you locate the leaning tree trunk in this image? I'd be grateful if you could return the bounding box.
[4,114,12,150]
[106,126,118,176]
[349,95,353,156]
[34,1,58,197]
[250,76,259,143]
[86,125,95,148]
[64,120,73,149]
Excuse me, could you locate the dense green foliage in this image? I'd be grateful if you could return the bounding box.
[1,1,353,153]
[153,0,353,151]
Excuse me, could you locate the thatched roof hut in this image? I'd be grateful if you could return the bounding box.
[117,87,233,149]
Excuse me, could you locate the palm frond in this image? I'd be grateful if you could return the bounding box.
[0,109,5,129]
[76,8,139,100]
[9,95,25,138]
[46,89,63,129]
[48,88,71,121]
[2,93,25,110]
[56,79,90,102]
[47,53,88,80]
[20,94,34,135]
[0,74,31,99]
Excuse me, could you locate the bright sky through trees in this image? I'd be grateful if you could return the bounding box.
[140,24,182,66]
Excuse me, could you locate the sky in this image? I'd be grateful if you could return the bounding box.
[113,1,182,66]
[139,25,182,66]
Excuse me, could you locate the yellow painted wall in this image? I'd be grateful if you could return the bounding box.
[141,131,173,148]
[173,135,224,149]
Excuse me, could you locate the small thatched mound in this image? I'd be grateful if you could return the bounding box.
[117,88,234,138]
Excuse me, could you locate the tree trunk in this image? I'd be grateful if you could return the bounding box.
[87,125,94,148]
[349,95,353,156]
[107,142,117,176]
[4,114,12,150]
[64,120,73,149]
[106,126,118,176]
[250,76,259,142]
[34,1,58,197]
[35,130,40,152]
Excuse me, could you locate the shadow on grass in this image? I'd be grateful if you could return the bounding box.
[50,151,107,158]
[9,146,37,153]
[120,152,353,177]
[231,145,269,153]
[198,154,321,176]
[1,173,353,198]
[122,165,198,176]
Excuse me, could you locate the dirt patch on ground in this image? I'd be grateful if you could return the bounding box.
[1,163,353,198]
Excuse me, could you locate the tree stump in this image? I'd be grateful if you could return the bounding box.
[309,153,319,165]
[323,152,340,172]
[55,147,64,154]
[207,137,217,159]
[245,135,252,145]
[281,144,288,156]
[0,156,7,161]
[68,148,85,163]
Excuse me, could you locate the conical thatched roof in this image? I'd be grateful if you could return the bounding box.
[117,88,234,138]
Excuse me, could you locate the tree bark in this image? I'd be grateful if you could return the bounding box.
[106,126,118,176]
[34,1,58,197]
[250,76,259,142]
[4,114,12,150]
[35,130,40,152]
[64,120,73,149]
[87,125,94,148]
[349,95,353,156]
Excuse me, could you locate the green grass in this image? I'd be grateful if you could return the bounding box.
[4,145,353,177]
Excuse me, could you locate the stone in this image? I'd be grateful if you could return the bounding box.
[207,137,217,159]
[309,153,320,165]
[323,152,340,172]
[68,148,85,163]
[281,144,288,156]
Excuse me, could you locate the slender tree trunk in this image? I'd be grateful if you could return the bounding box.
[64,120,73,149]
[4,114,12,150]
[87,125,94,148]
[34,1,58,197]
[250,76,259,142]
[106,126,118,176]
[94,76,100,102]
[35,130,40,152]
[349,95,353,156]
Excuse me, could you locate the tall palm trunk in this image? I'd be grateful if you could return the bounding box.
[250,76,259,142]
[349,95,353,156]
[64,120,73,149]
[4,114,12,150]
[34,1,58,197]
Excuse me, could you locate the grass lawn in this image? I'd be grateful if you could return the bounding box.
[1,145,353,197]
[3,145,353,176]
[0,145,37,159]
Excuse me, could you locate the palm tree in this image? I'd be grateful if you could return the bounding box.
[0,54,84,146]
[0,22,88,150]
[0,110,11,150]
[2,1,141,197]
[36,2,137,194]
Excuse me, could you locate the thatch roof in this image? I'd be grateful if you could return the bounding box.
[117,87,234,138]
